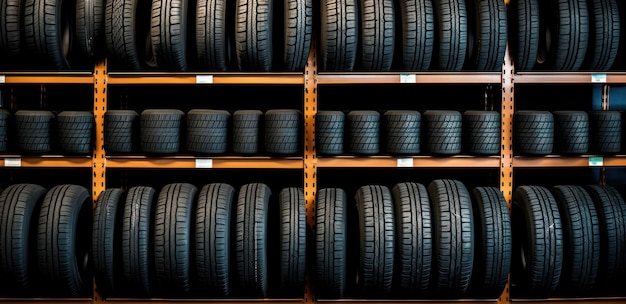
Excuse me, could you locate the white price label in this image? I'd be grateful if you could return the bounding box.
[591,74,607,83]
[397,158,413,167]
[195,158,213,168]
[588,156,604,167]
[196,75,214,84]
[4,158,21,167]
[400,74,416,84]
[0,75,5,83]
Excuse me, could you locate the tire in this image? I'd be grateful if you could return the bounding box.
[76,0,105,59]
[355,184,395,296]
[358,0,395,71]
[140,109,185,154]
[315,188,348,298]
[428,179,474,296]
[391,182,431,294]
[278,187,306,295]
[553,110,589,154]
[232,110,263,154]
[383,110,421,155]
[423,110,462,155]
[92,188,125,297]
[154,183,198,296]
[551,185,600,291]
[186,109,230,154]
[588,110,621,154]
[0,109,11,152]
[264,109,301,155]
[397,0,434,71]
[280,0,313,71]
[195,183,235,296]
[537,0,589,71]
[37,184,92,296]
[316,110,345,155]
[0,0,24,60]
[464,0,507,71]
[511,185,563,296]
[235,183,271,297]
[0,184,47,293]
[582,0,620,71]
[105,0,156,70]
[122,186,156,296]
[508,0,540,71]
[462,110,500,155]
[151,0,189,71]
[14,110,55,154]
[347,110,380,155]
[235,0,274,71]
[514,110,554,155]
[196,0,233,71]
[104,110,139,154]
[432,0,467,71]
[470,187,511,297]
[56,111,94,155]
[23,0,74,69]
[319,0,358,71]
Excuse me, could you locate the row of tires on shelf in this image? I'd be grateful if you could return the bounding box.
[0,179,625,298]
[1,0,624,72]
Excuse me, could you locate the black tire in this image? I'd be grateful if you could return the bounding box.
[383,110,421,155]
[319,0,358,71]
[151,0,189,71]
[196,0,233,71]
[391,182,431,294]
[264,109,301,155]
[37,184,92,296]
[462,110,500,155]
[14,110,55,154]
[140,109,185,154]
[551,185,600,291]
[358,0,395,71]
[316,110,345,155]
[397,0,434,71]
[582,0,620,71]
[56,111,94,155]
[588,110,621,154]
[104,110,139,154]
[553,110,589,154]
[186,109,230,154]
[92,188,125,297]
[355,184,395,296]
[235,183,271,297]
[315,188,348,298]
[511,185,563,296]
[428,179,474,296]
[280,0,313,71]
[105,0,156,70]
[278,187,306,295]
[464,0,507,71]
[235,0,273,71]
[0,0,24,60]
[423,110,462,155]
[347,110,380,155]
[195,183,235,296]
[514,110,554,155]
[232,109,263,154]
[122,186,156,296]
[584,185,626,282]
[537,0,589,71]
[470,187,511,297]
[154,183,198,296]
[508,0,540,71]
[0,184,47,293]
[23,0,74,69]
[432,0,467,71]
[0,109,11,152]
[76,0,105,60]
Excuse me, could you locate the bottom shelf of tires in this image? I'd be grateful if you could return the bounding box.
[0,168,624,303]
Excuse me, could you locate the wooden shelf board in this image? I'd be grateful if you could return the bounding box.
[105,156,303,169]
[316,156,500,168]
[0,72,93,84]
[514,72,626,84]
[0,156,92,168]
[317,72,501,84]
[106,72,304,85]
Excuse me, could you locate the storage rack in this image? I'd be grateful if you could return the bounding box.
[2,18,626,304]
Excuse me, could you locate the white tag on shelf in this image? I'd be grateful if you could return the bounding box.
[591,74,607,83]
[0,75,5,83]
[588,156,604,167]
[196,75,214,84]
[397,158,413,167]
[400,74,416,84]
[4,158,21,167]
[195,158,213,168]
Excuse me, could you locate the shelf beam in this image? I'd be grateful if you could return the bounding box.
[317,73,501,84]
[514,72,626,84]
[0,156,92,168]
[316,156,500,168]
[106,73,304,85]
[105,156,303,169]
[0,73,93,84]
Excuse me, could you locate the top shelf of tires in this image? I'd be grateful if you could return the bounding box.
[1,0,626,84]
